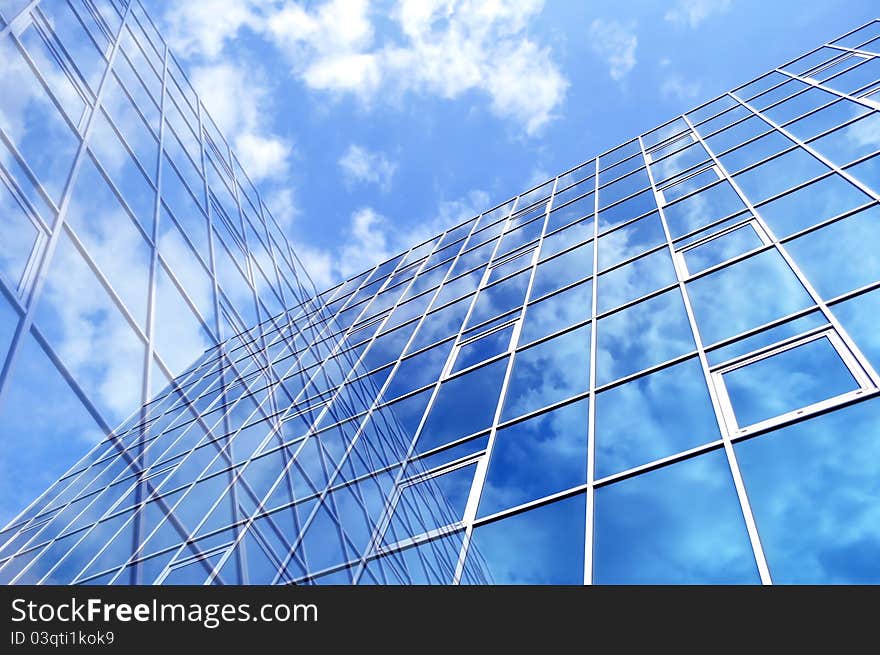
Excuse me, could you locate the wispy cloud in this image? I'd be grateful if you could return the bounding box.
[338,144,398,192]
[162,0,568,136]
[189,63,291,182]
[660,72,701,103]
[588,19,638,81]
[664,0,732,29]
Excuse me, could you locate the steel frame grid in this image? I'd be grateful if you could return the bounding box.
[1,13,880,585]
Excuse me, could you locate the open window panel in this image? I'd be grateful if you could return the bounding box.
[449,312,518,375]
[655,163,723,205]
[674,216,772,278]
[711,327,875,436]
[381,457,479,550]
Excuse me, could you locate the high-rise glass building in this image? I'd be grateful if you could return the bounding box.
[0,0,320,527]
[2,5,880,584]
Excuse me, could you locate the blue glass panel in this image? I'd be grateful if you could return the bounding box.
[810,112,880,165]
[465,493,586,584]
[520,279,591,346]
[502,325,590,421]
[385,464,475,543]
[0,36,80,203]
[722,336,857,428]
[530,242,592,300]
[663,181,745,238]
[597,212,665,271]
[786,206,880,299]
[0,334,104,526]
[596,358,720,478]
[707,311,827,366]
[466,270,529,328]
[597,289,695,385]
[384,338,454,401]
[736,398,880,583]
[416,358,507,453]
[452,325,512,373]
[540,217,593,258]
[597,248,676,313]
[35,231,145,424]
[733,148,828,203]
[756,173,872,239]
[687,250,813,345]
[682,223,763,274]
[594,450,759,584]
[66,155,152,327]
[479,399,588,517]
[362,531,463,585]
[408,296,470,352]
[832,288,880,372]
[0,176,41,290]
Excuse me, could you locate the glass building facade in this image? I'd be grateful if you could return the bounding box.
[0,0,320,528]
[2,8,880,584]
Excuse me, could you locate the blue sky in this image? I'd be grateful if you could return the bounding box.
[152,0,878,291]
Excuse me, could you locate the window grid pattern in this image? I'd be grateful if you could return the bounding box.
[2,14,880,584]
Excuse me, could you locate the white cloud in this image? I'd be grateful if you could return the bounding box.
[161,0,262,59]
[296,189,490,288]
[338,144,398,192]
[588,19,638,81]
[164,0,567,136]
[664,0,732,29]
[660,72,701,103]
[189,63,291,182]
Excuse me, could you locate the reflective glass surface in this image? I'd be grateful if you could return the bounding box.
[594,450,760,584]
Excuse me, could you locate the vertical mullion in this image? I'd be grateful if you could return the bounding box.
[131,38,168,585]
[638,132,773,585]
[583,157,599,585]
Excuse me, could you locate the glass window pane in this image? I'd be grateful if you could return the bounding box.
[502,325,590,421]
[597,212,665,271]
[465,493,586,584]
[687,250,813,345]
[452,325,513,373]
[540,217,593,258]
[721,336,858,428]
[386,464,476,543]
[479,399,588,517]
[66,156,152,327]
[597,289,695,385]
[520,280,591,346]
[736,398,880,583]
[385,339,454,400]
[409,296,470,352]
[530,242,592,300]
[0,335,104,526]
[733,148,828,203]
[0,177,41,290]
[416,358,507,453]
[594,450,759,584]
[466,270,529,328]
[0,37,80,202]
[154,265,212,379]
[597,248,676,314]
[810,112,880,166]
[682,223,763,275]
[34,232,145,424]
[755,174,871,238]
[786,206,880,299]
[707,311,827,366]
[833,288,880,373]
[663,181,746,238]
[596,358,720,478]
